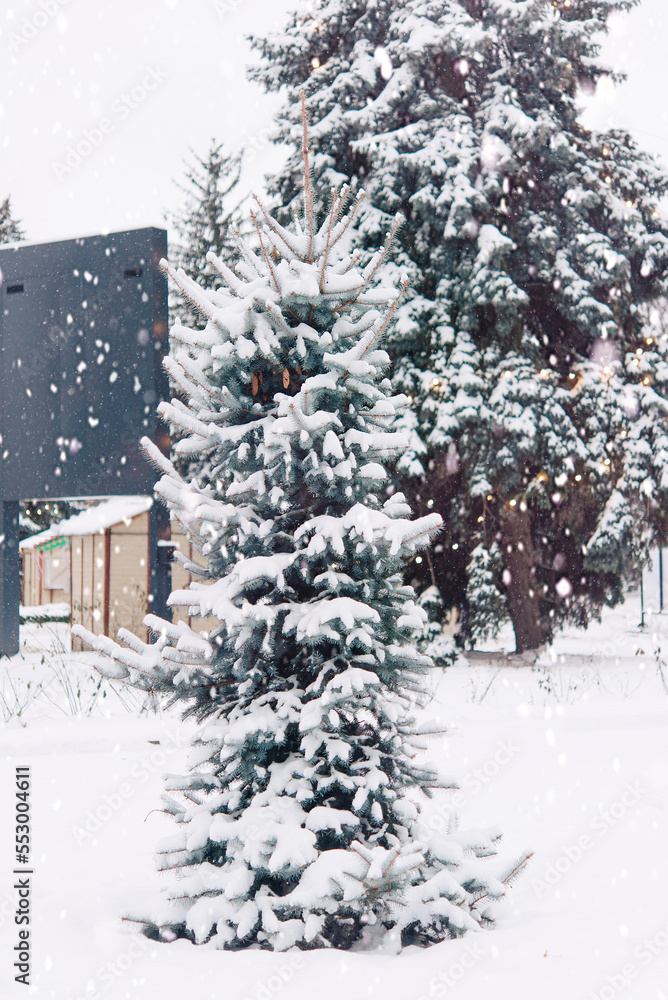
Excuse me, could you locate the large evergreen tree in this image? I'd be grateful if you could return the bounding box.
[250,0,668,652]
[75,108,528,950]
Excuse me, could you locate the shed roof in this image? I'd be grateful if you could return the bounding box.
[20,496,153,550]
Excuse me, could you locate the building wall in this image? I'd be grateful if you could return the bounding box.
[21,545,70,607]
[69,512,150,652]
[107,511,150,639]
[21,550,39,607]
[70,533,106,650]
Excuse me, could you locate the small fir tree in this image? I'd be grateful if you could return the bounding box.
[167,142,243,484]
[0,196,24,244]
[251,0,668,652]
[169,142,242,329]
[75,105,528,951]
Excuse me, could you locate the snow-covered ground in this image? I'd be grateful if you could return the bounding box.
[1,593,667,1000]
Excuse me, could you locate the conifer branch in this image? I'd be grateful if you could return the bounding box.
[250,211,281,294]
[300,90,315,261]
[362,214,405,284]
[331,294,366,315]
[205,250,245,294]
[166,508,207,549]
[231,227,268,277]
[500,851,534,888]
[160,259,225,330]
[252,194,305,261]
[339,251,364,274]
[318,192,340,293]
[398,516,444,548]
[358,279,410,360]
[164,355,219,406]
[265,302,297,339]
[328,188,366,251]
[141,435,180,480]
[159,408,212,442]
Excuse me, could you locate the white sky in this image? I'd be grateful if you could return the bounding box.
[1,0,667,248]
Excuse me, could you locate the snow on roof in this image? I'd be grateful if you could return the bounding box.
[20,496,153,550]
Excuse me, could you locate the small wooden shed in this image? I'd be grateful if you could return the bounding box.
[21,497,152,642]
[20,496,214,649]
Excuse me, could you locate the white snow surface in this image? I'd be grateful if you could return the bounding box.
[19,496,153,549]
[2,590,668,997]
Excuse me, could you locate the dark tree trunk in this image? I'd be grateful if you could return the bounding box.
[500,505,549,654]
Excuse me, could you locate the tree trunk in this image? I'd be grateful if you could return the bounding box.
[500,505,549,654]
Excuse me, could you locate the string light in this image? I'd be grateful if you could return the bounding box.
[311,57,321,69]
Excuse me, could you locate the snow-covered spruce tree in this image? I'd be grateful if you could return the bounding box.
[0,196,24,244]
[251,0,668,652]
[74,106,528,950]
[169,142,242,329]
